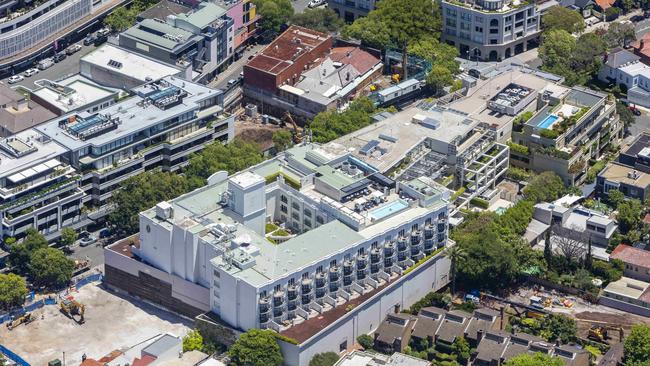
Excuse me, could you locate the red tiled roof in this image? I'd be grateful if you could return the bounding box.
[132,355,156,366]
[329,47,381,75]
[631,33,650,58]
[79,350,123,366]
[247,25,330,75]
[595,0,615,9]
[610,244,650,268]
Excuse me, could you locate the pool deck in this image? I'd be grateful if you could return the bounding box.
[369,199,409,221]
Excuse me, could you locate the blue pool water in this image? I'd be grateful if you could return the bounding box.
[369,199,409,221]
[538,114,559,129]
[495,207,507,215]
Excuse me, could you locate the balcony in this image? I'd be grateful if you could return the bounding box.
[301,278,312,293]
[259,297,270,313]
[424,225,434,238]
[384,242,395,257]
[329,266,340,282]
[273,291,285,306]
[343,260,354,275]
[411,230,422,244]
[371,248,381,263]
[288,285,298,300]
[315,273,326,288]
[357,254,368,270]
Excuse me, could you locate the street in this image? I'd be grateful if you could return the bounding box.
[210,44,264,89]
[292,0,313,13]
[1,41,98,89]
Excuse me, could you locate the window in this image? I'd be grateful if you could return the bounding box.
[490,28,499,34]
[475,26,483,32]
[281,205,288,213]
[339,340,347,352]
[281,195,288,203]
[490,39,498,44]
[304,209,312,217]
[475,16,483,23]
[490,19,499,27]
[316,216,324,224]
[292,202,300,210]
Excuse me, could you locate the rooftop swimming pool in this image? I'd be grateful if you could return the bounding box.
[538,114,559,129]
[369,199,409,221]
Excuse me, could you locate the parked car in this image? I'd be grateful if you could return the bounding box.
[227,79,238,86]
[307,0,325,7]
[629,106,642,116]
[53,52,67,63]
[97,28,110,37]
[23,68,39,77]
[66,44,82,55]
[37,58,54,70]
[79,235,97,247]
[7,75,24,84]
[83,35,96,46]
[94,35,108,46]
[99,228,112,238]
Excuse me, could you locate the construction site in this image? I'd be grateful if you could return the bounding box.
[0,283,191,365]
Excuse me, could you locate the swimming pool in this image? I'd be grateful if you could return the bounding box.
[369,199,409,221]
[495,207,507,215]
[538,114,559,129]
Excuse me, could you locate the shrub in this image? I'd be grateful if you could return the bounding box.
[357,334,374,350]
[540,129,560,139]
[470,197,489,209]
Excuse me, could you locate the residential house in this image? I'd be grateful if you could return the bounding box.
[373,313,417,354]
[631,33,650,66]
[610,244,650,282]
[597,133,650,200]
[410,306,446,349]
[598,48,650,109]
[601,276,650,317]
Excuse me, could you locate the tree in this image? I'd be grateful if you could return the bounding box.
[540,314,577,343]
[617,199,643,234]
[539,29,576,84]
[343,0,441,79]
[309,352,340,366]
[604,22,635,49]
[624,325,650,365]
[184,139,263,187]
[29,248,74,288]
[309,97,377,143]
[544,227,553,265]
[451,337,470,364]
[228,329,283,366]
[60,227,77,248]
[523,171,566,203]
[104,6,136,32]
[254,0,294,33]
[605,6,621,21]
[617,101,636,127]
[504,353,564,366]
[291,8,344,33]
[608,189,626,209]
[8,228,48,272]
[357,334,374,350]
[444,245,467,295]
[551,224,588,263]
[0,273,28,311]
[542,6,585,34]
[272,130,294,152]
[183,329,204,352]
[570,33,607,84]
[426,64,454,95]
[410,38,460,89]
[108,171,190,235]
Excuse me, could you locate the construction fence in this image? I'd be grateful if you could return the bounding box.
[0,272,103,366]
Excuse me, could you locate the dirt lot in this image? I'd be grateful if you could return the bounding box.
[0,284,192,365]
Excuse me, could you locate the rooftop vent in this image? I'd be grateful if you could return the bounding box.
[628,170,640,180]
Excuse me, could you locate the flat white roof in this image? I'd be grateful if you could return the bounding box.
[81,44,181,82]
[0,130,67,179]
[32,74,119,113]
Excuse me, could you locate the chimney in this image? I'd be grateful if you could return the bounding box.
[477,330,484,343]
[500,307,505,330]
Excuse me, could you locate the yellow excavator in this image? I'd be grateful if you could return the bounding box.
[6,312,33,330]
[282,111,303,144]
[60,298,85,324]
[587,324,624,344]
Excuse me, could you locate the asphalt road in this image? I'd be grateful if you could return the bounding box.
[1,41,98,89]
[293,0,313,12]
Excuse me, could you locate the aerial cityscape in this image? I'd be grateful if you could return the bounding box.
[0,0,650,365]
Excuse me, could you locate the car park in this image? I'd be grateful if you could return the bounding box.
[7,75,24,84]
[66,44,82,55]
[23,68,39,77]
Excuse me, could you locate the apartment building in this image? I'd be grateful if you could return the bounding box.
[0,129,83,240]
[119,2,234,76]
[328,0,376,22]
[32,76,233,219]
[324,103,509,210]
[597,133,650,200]
[510,85,622,185]
[440,0,541,61]
[0,84,56,137]
[105,137,454,365]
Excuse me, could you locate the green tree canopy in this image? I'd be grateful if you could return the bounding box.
[540,314,577,343]
[617,101,636,127]
[0,273,28,311]
[291,8,344,33]
[104,7,135,32]
[504,353,564,366]
[228,329,283,366]
[542,6,585,34]
[523,171,566,203]
[343,0,441,78]
[451,337,470,363]
[309,97,377,143]
[29,247,74,288]
[272,130,294,152]
[183,329,204,352]
[254,0,294,33]
[108,171,190,235]
[570,32,607,84]
[9,228,48,272]
[60,227,78,248]
[617,199,643,234]
[309,352,340,366]
[624,325,650,366]
[539,29,577,84]
[604,22,635,49]
[357,334,374,349]
[184,139,264,187]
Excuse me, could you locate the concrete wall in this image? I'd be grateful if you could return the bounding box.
[599,296,650,318]
[279,253,451,366]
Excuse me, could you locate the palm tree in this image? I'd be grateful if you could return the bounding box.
[444,244,467,296]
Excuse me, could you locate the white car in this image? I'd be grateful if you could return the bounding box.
[7,75,24,84]
[23,68,39,77]
[308,0,326,7]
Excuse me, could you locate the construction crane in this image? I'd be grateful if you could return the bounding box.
[60,298,85,324]
[282,111,303,144]
[6,312,33,330]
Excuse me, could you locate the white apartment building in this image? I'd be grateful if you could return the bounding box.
[441,0,541,61]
